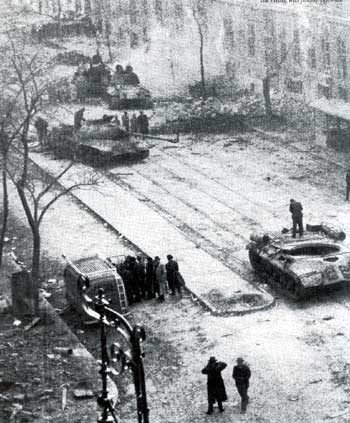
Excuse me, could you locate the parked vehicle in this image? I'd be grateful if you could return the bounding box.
[63,255,128,321]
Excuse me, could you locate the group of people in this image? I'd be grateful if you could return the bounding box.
[72,108,149,135]
[113,64,140,87]
[116,254,183,305]
[115,110,149,135]
[202,356,251,415]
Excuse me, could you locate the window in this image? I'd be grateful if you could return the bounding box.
[248,23,255,57]
[223,16,234,50]
[285,78,303,94]
[337,37,347,79]
[293,29,301,64]
[308,46,316,69]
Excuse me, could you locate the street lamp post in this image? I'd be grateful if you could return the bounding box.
[78,277,149,423]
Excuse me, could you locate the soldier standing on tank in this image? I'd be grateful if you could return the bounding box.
[346,171,350,200]
[122,111,130,132]
[289,199,303,238]
[232,357,251,414]
[130,113,137,133]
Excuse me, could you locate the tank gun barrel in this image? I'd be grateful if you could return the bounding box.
[132,132,179,144]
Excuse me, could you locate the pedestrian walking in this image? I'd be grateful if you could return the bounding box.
[34,117,49,146]
[74,107,85,131]
[122,111,130,132]
[201,356,227,415]
[153,256,167,302]
[346,171,350,201]
[166,255,181,296]
[232,357,251,414]
[289,198,303,238]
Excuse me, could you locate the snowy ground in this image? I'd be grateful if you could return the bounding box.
[8,103,350,421]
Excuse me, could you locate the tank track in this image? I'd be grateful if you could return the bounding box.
[248,249,307,301]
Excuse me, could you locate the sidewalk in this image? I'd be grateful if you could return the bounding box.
[30,151,274,315]
[0,257,118,423]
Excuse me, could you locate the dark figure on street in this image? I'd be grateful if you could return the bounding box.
[346,171,350,201]
[136,111,149,135]
[74,107,85,131]
[201,357,227,415]
[289,198,303,238]
[34,117,49,146]
[166,255,181,296]
[153,256,167,302]
[129,256,141,303]
[122,111,130,132]
[130,113,137,133]
[145,257,155,299]
[136,255,147,299]
[232,357,251,414]
[123,65,140,86]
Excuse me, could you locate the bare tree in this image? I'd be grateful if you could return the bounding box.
[3,39,98,283]
[190,0,210,98]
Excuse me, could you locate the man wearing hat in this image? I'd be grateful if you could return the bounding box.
[232,357,251,414]
[289,199,303,238]
[201,356,227,415]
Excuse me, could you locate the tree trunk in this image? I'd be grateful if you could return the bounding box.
[0,168,9,268]
[262,76,272,120]
[31,227,41,283]
[198,25,206,98]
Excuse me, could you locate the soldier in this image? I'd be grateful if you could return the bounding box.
[289,199,303,238]
[122,111,130,132]
[74,107,85,131]
[136,110,149,135]
[130,113,137,133]
[34,117,49,146]
[145,256,155,299]
[346,171,350,201]
[201,356,227,415]
[124,64,140,86]
[166,254,181,296]
[232,357,251,414]
[136,255,146,299]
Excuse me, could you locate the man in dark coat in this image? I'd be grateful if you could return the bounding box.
[124,65,140,86]
[201,356,227,415]
[136,111,149,135]
[136,255,146,299]
[289,199,303,238]
[166,255,181,296]
[145,257,154,299]
[122,111,130,132]
[346,171,350,201]
[232,357,251,414]
[34,117,49,146]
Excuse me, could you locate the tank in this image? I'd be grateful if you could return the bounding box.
[48,121,149,166]
[106,85,153,110]
[246,224,349,300]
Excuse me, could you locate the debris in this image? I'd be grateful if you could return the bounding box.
[62,386,67,411]
[47,279,57,284]
[13,394,25,401]
[335,332,345,337]
[41,290,52,299]
[4,237,9,242]
[0,296,10,314]
[288,395,299,401]
[221,333,233,338]
[47,354,55,360]
[77,330,85,334]
[326,409,350,419]
[59,304,72,315]
[24,317,41,331]
[10,403,22,422]
[53,347,73,355]
[13,319,21,326]
[309,379,322,384]
[73,389,94,399]
[323,316,334,321]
